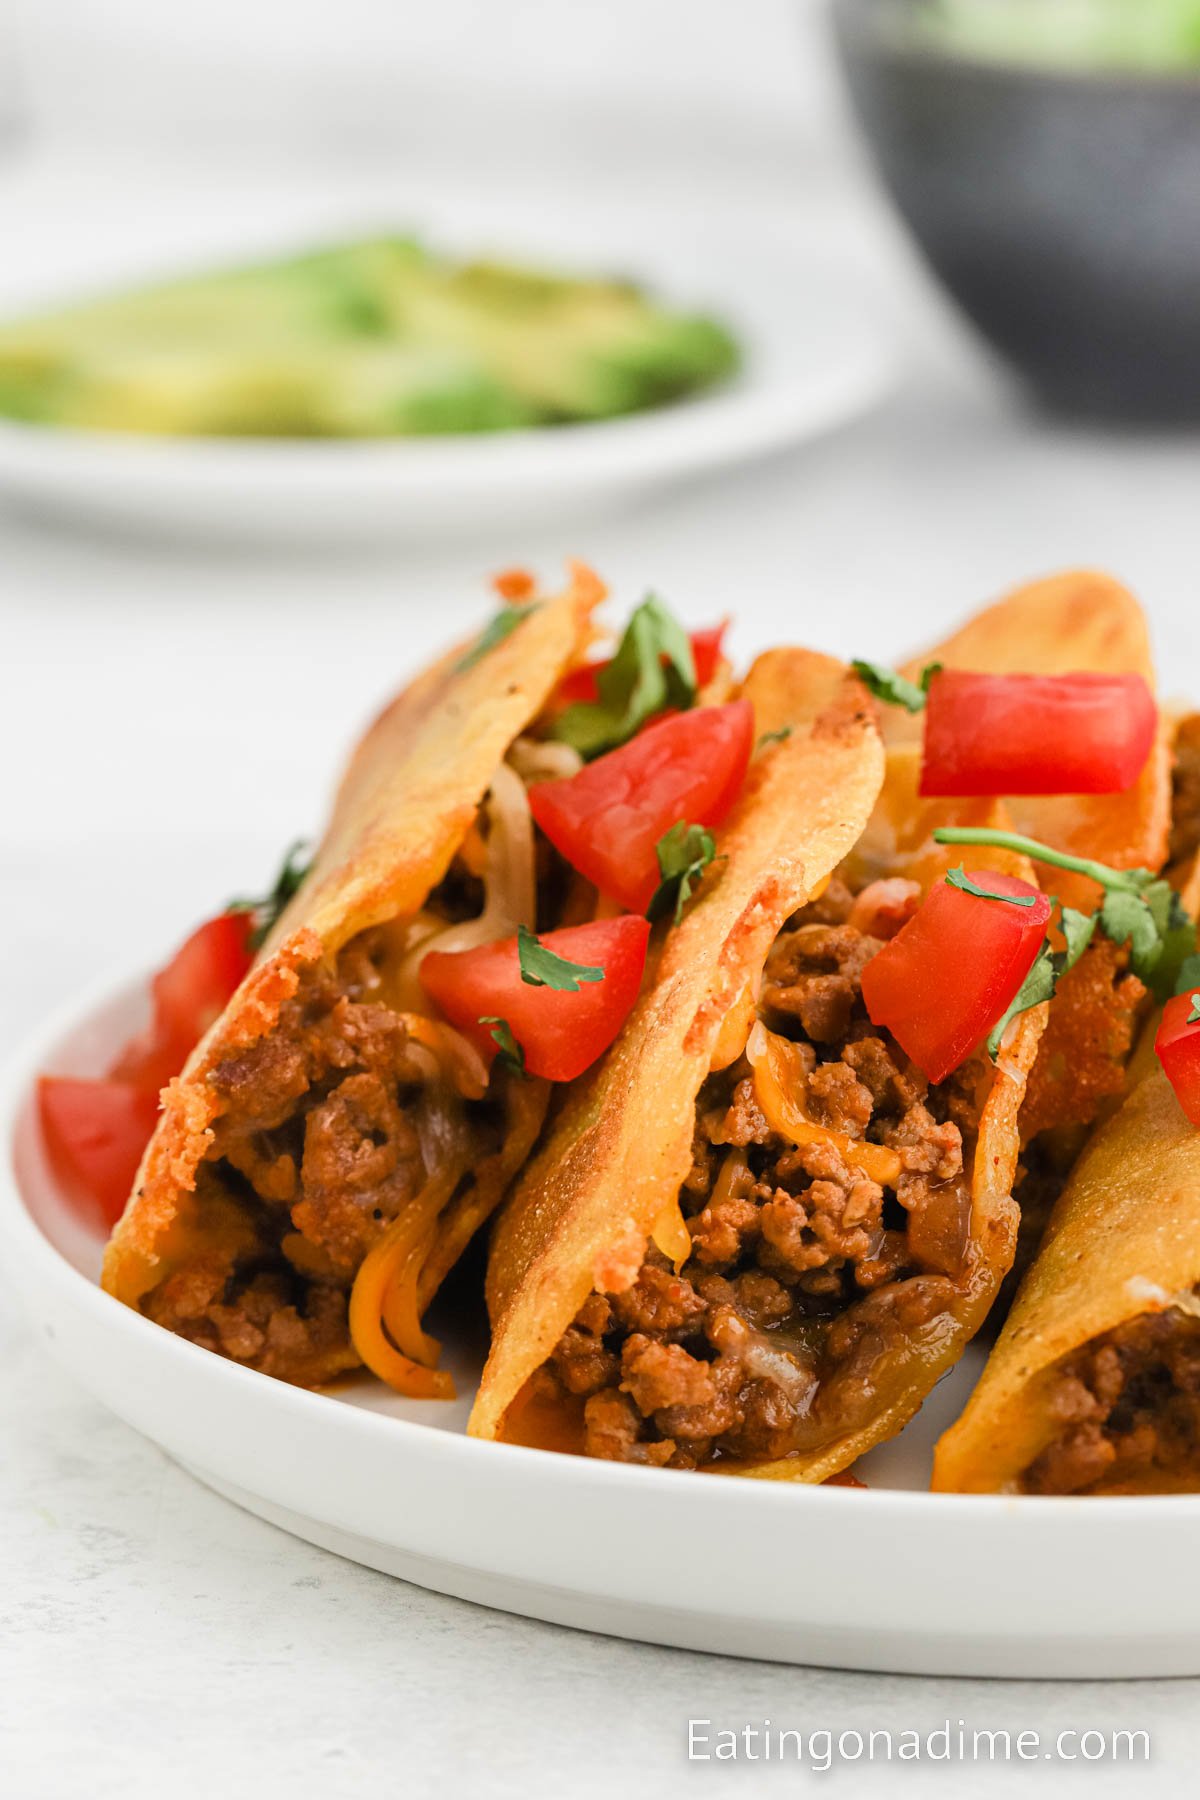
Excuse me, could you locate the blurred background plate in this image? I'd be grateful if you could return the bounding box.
[0,188,893,545]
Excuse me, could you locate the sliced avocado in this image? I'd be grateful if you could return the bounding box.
[0,237,738,436]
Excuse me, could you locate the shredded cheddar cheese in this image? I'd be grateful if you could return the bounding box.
[650,1199,693,1270]
[349,1167,462,1399]
[709,981,757,1071]
[395,1013,489,1101]
[747,1023,902,1189]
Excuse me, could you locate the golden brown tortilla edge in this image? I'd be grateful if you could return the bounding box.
[101,566,603,1308]
[468,654,886,1443]
[933,1064,1200,1492]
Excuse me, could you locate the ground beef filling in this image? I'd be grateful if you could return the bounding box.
[1170,715,1200,873]
[976,942,1148,1332]
[1019,940,1145,1148]
[541,877,986,1469]
[1023,1301,1200,1494]
[143,923,503,1384]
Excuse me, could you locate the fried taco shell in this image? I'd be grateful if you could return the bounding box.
[893,572,1172,1296]
[470,660,1046,1481]
[102,564,602,1394]
[932,1060,1200,1495]
[893,567,1170,914]
[934,857,1200,1495]
[1168,712,1200,882]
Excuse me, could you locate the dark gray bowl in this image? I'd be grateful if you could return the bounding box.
[831,0,1200,419]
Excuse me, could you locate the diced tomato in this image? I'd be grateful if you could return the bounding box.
[555,622,729,708]
[1155,991,1200,1126]
[860,871,1051,1083]
[106,1029,181,1098]
[824,1470,867,1489]
[45,910,255,1225]
[492,567,536,602]
[689,622,729,689]
[113,911,255,1090]
[920,671,1157,797]
[419,915,651,1082]
[38,1076,161,1227]
[529,701,754,912]
[152,912,255,1062]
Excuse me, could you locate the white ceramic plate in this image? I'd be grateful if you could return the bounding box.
[6,970,1199,1680]
[0,215,891,545]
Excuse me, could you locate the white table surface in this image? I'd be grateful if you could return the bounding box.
[4,141,1200,1798]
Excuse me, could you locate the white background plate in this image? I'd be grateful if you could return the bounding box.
[0,188,893,544]
[5,969,1200,1680]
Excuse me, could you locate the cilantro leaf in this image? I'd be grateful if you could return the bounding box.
[228,839,313,950]
[1099,888,1162,981]
[985,899,1095,1059]
[851,659,941,715]
[1151,889,1198,999]
[1175,953,1200,998]
[516,923,604,992]
[1059,903,1098,972]
[550,595,697,759]
[946,866,1039,907]
[1189,995,1200,1026]
[934,827,1199,1003]
[757,725,792,750]
[987,941,1058,1058]
[480,1016,525,1077]
[934,827,1154,896]
[646,821,718,925]
[456,602,538,673]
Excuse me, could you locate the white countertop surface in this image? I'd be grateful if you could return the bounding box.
[4,133,1200,1798]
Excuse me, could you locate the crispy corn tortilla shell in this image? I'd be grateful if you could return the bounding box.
[1167,711,1200,883]
[470,666,1046,1481]
[1106,855,1200,1104]
[734,753,1045,1483]
[102,563,602,1310]
[469,651,884,1445]
[895,568,1153,701]
[889,570,1169,1153]
[932,1062,1200,1494]
[892,569,1168,914]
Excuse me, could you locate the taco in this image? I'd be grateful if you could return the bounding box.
[881,571,1173,1294]
[469,651,1050,1480]
[932,849,1200,1495]
[932,1054,1200,1495]
[101,564,613,1395]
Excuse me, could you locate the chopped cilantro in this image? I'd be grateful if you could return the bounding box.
[934,826,1197,1000]
[1175,953,1200,997]
[985,899,1096,1058]
[851,658,942,714]
[646,821,718,925]
[228,839,313,949]
[986,942,1058,1059]
[550,595,696,759]
[480,1016,525,1076]
[946,866,1039,907]
[516,923,604,992]
[456,602,539,673]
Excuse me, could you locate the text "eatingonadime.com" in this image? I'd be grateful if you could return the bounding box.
[687,1719,1151,1773]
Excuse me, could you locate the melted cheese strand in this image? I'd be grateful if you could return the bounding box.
[394,760,537,1001]
[506,735,584,784]
[747,1022,903,1189]
[349,1164,463,1398]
